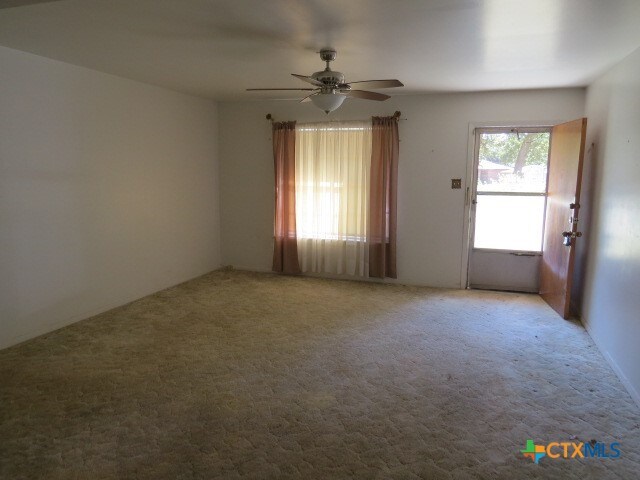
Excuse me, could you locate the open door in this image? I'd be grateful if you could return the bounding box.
[467,127,551,292]
[540,118,587,318]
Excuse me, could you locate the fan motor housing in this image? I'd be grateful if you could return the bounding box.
[312,70,345,86]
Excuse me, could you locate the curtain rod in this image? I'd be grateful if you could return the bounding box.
[266,111,404,122]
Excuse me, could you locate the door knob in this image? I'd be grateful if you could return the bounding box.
[562,231,582,246]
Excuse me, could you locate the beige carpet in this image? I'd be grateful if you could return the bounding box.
[1,270,639,479]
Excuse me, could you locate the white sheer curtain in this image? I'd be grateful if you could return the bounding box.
[295,120,372,276]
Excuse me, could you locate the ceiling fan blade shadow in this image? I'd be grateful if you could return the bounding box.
[344,80,404,89]
[343,90,390,101]
[292,74,324,87]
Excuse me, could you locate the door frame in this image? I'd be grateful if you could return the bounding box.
[460,121,562,289]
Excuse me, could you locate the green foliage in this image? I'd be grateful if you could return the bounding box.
[479,132,549,167]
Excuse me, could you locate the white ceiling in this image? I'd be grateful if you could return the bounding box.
[0,0,639,100]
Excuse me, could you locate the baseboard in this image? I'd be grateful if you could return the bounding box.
[227,265,468,290]
[227,265,378,284]
[225,265,273,274]
[2,298,139,351]
[1,266,224,351]
[468,283,538,293]
[581,315,640,409]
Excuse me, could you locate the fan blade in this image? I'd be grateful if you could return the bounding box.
[342,90,390,101]
[292,74,324,87]
[300,92,317,103]
[343,79,403,89]
[247,88,316,91]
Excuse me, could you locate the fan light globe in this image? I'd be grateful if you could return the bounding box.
[311,93,346,114]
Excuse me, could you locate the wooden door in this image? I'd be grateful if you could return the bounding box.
[540,118,587,318]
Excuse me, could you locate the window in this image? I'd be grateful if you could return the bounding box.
[294,120,372,276]
[295,121,372,241]
[472,128,551,252]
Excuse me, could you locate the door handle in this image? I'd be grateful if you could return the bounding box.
[562,231,582,246]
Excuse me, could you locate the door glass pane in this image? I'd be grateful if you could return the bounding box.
[474,195,545,251]
[477,132,550,193]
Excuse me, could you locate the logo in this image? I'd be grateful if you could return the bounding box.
[521,440,546,464]
[521,439,621,464]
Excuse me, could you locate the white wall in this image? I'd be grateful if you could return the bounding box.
[0,47,221,349]
[219,89,585,287]
[579,47,640,405]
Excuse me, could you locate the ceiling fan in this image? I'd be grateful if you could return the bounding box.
[247,49,404,114]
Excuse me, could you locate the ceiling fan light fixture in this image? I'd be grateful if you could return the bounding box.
[310,92,346,114]
[246,49,403,111]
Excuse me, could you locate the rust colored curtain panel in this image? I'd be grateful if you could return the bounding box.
[272,121,301,274]
[368,116,399,278]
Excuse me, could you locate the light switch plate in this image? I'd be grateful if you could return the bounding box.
[451,178,462,189]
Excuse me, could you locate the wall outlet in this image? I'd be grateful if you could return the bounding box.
[451,178,462,189]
